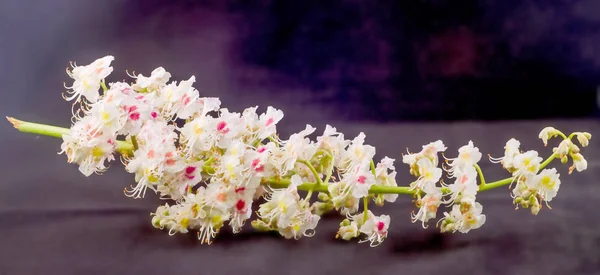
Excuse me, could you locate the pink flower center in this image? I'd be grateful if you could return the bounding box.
[129,112,140,121]
[257,147,267,153]
[235,187,246,193]
[265,117,274,126]
[250,158,264,172]
[216,121,229,134]
[151,112,157,118]
[182,94,191,105]
[147,150,155,159]
[185,166,196,174]
[377,221,385,231]
[236,199,246,211]
[357,175,367,184]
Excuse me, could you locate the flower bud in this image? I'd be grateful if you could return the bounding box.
[251,219,272,231]
[151,216,162,228]
[514,197,523,205]
[522,190,532,199]
[317,192,330,202]
[531,204,540,215]
[575,132,590,147]
[539,127,558,146]
[340,218,351,227]
[313,201,334,216]
[555,139,572,156]
[374,195,385,206]
[336,221,359,240]
[520,200,530,208]
[561,155,568,164]
[440,220,455,233]
[528,195,539,206]
[570,143,580,154]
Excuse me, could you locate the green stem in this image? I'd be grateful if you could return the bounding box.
[363,197,369,222]
[370,159,377,177]
[130,135,139,151]
[7,117,562,196]
[539,153,557,170]
[298,159,323,187]
[473,164,486,186]
[7,117,134,156]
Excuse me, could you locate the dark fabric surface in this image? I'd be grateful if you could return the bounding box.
[1,119,599,274]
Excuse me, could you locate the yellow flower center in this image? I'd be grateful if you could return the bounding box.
[91,147,104,157]
[541,176,554,188]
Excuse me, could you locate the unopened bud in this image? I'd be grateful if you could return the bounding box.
[251,219,272,231]
[340,218,351,227]
[531,204,540,215]
[375,195,385,206]
[313,201,334,216]
[337,222,359,240]
[522,190,532,199]
[529,195,539,206]
[441,222,455,233]
[575,132,590,147]
[520,200,530,208]
[561,155,568,164]
[151,216,161,228]
[570,144,580,154]
[514,197,523,204]
[317,192,330,202]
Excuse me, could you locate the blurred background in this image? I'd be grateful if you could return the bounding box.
[1,1,600,274]
[2,0,600,124]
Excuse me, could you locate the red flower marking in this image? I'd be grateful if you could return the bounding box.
[377,221,385,231]
[185,166,196,174]
[182,94,191,106]
[357,175,367,184]
[236,199,246,211]
[265,117,274,127]
[130,112,140,121]
[217,121,229,134]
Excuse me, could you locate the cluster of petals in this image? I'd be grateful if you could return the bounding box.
[59,56,401,246]
[57,56,591,246]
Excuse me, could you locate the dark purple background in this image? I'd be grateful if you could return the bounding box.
[1,1,599,274]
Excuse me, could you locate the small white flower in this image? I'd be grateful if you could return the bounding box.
[258,106,284,139]
[317,125,350,159]
[411,186,442,228]
[555,139,572,157]
[348,161,376,198]
[411,158,442,190]
[336,220,359,240]
[258,175,302,228]
[489,138,520,170]
[445,166,479,203]
[339,132,376,172]
[440,202,486,233]
[131,67,171,92]
[277,124,318,174]
[359,211,390,247]
[531,168,561,202]
[512,150,542,180]
[445,140,482,176]
[570,153,588,173]
[65,55,114,103]
[574,132,591,147]
[538,127,559,146]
